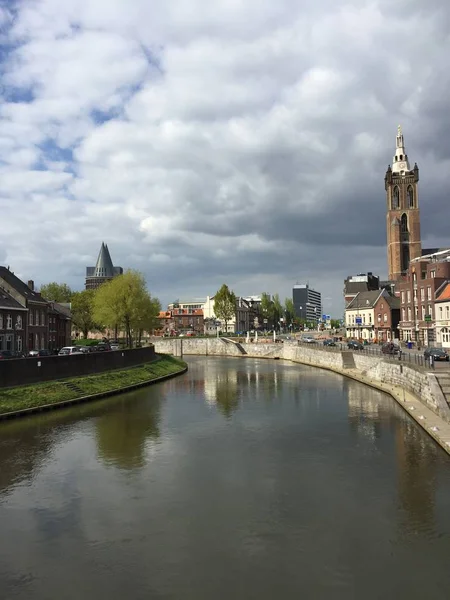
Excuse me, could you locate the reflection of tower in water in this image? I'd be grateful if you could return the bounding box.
[395,420,437,534]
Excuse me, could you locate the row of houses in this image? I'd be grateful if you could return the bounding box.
[157,296,264,335]
[344,249,450,348]
[0,266,71,353]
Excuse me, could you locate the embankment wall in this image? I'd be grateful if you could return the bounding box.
[0,346,157,388]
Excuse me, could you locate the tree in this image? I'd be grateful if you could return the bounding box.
[40,282,73,303]
[284,298,296,327]
[71,290,97,339]
[214,284,236,334]
[260,292,274,329]
[272,293,283,330]
[93,270,160,347]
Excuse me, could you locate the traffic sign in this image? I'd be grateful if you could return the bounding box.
[355,317,362,325]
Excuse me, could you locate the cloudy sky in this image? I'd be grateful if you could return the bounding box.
[0,0,449,315]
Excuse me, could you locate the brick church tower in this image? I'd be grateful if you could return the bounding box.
[385,126,422,281]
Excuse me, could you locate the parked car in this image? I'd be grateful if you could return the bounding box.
[11,350,26,359]
[28,350,39,357]
[58,346,84,356]
[323,339,336,346]
[110,342,120,351]
[424,348,449,362]
[301,335,315,344]
[0,350,14,359]
[77,346,91,354]
[381,342,401,355]
[95,343,111,352]
[347,340,364,350]
[37,349,52,357]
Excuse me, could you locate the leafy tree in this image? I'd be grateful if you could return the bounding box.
[93,270,159,347]
[71,289,97,339]
[214,284,237,333]
[260,292,274,329]
[40,282,73,303]
[272,293,283,329]
[133,295,161,345]
[284,298,296,326]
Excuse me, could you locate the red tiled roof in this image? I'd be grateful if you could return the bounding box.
[436,283,450,302]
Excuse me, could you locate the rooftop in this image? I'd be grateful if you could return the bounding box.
[0,267,47,305]
[0,287,28,311]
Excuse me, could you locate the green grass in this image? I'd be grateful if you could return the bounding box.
[0,354,186,416]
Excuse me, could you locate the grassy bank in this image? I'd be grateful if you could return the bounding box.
[0,354,186,417]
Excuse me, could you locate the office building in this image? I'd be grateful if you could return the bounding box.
[293,284,322,324]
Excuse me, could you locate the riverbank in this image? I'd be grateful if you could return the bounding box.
[0,354,187,421]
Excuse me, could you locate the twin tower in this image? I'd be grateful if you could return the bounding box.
[385,126,422,281]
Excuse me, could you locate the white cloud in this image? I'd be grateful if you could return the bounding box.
[0,0,449,314]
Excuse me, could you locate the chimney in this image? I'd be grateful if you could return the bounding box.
[28,280,34,291]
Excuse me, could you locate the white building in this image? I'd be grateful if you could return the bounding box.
[435,283,450,348]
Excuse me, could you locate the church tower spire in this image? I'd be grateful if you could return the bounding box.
[385,126,422,281]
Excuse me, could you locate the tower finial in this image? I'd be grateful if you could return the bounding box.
[397,124,402,136]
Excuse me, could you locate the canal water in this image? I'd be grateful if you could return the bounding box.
[1,356,450,599]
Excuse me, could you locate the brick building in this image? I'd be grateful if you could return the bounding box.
[0,288,28,354]
[157,308,204,335]
[397,251,450,345]
[48,302,72,351]
[0,268,49,352]
[345,290,399,342]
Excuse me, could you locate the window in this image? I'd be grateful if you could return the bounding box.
[29,311,33,326]
[407,290,411,303]
[423,306,426,320]
[408,307,412,320]
[41,311,45,326]
[0,314,3,329]
[431,270,436,278]
[384,313,388,322]
[427,286,432,300]
[402,308,406,321]
[420,288,425,301]
[407,186,414,208]
[35,333,39,350]
[401,291,405,304]
[392,186,400,210]
[6,314,12,329]
[401,213,408,233]
[439,306,443,318]
[369,314,372,324]
[446,306,450,319]
[6,335,12,350]
[35,311,39,326]
[415,306,418,319]
[413,289,417,301]
[16,315,22,329]
[428,305,433,319]
[17,337,22,352]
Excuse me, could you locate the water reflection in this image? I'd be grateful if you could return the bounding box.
[95,392,162,469]
[1,357,450,600]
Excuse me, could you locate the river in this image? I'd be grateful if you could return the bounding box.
[1,356,450,599]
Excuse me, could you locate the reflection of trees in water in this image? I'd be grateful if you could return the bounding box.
[215,373,240,418]
[96,395,162,469]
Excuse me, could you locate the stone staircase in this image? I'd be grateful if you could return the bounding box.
[222,338,247,355]
[435,372,450,406]
[341,351,356,369]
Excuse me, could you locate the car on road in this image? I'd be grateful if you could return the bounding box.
[424,348,449,362]
[37,349,52,357]
[0,350,14,359]
[381,342,401,355]
[301,335,315,344]
[323,339,336,346]
[58,346,84,356]
[347,340,364,350]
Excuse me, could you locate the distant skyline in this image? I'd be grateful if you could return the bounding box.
[1,1,449,316]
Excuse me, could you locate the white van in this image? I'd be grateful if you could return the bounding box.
[58,346,83,356]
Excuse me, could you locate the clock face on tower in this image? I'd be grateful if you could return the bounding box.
[398,161,406,170]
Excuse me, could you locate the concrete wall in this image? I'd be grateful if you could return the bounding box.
[0,345,156,388]
[154,338,450,422]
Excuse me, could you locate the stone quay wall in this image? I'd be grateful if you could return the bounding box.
[153,338,450,424]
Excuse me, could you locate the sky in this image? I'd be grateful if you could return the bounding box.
[0,0,449,317]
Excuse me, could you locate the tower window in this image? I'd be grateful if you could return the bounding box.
[400,213,408,233]
[392,186,400,210]
[407,186,414,208]
[400,154,403,160]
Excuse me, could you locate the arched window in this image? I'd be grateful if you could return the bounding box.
[407,186,414,208]
[392,186,400,210]
[400,213,408,233]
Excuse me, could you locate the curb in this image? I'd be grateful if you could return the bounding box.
[0,366,188,422]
